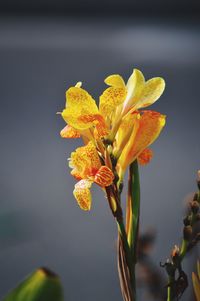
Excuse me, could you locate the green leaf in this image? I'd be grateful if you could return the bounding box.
[2,267,64,301]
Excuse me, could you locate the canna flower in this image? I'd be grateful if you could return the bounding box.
[59,68,166,209]
[69,141,114,210]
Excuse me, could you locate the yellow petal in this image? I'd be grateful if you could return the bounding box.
[69,141,101,180]
[60,125,81,138]
[94,166,114,187]
[99,75,126,116]
[118,111,166,173]
[73,179,93,211]
[138,148,153,165]
[75,81,82,88]
[66,86,98,110]
[62,86,99,130]
[114,113,138,158]
[122,69,145,115]
[134,77,165,110]
[105,74,126,88]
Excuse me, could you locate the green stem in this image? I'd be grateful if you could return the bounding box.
[180,239,188,260]
[167,276,174,301]
[127,160,140,261]
[125,160,140,297]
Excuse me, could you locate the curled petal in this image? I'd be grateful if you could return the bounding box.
[134,77,165,110]
[99,75,126,116]
[60,125,81,138]
[122,69,165,114]
[118,111,166,173]
[73,179,93,211]
[105,74,126,88]
[122,69,145,114]
[138,148,153,165]
[94,166,114,187]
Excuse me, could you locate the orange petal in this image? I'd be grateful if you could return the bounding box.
[94,166,114,187]
[138,148,153,165]
[73,179,92,211]
[78,114,108,137]
[60,125,81,138]
[99,74,126,116]
[69,141,101,180]
[119,111,166,173]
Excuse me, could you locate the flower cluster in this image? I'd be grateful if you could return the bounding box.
[59,69,166,210]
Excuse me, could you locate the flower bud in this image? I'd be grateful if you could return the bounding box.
[197,170,200,190]
[196,233,200,241]
[197,170,200,186]
[196,213,200,221]
[183,216,191,226]
[193,193,198,201]
[191,201,199,214]
[171,245,180,264]
[183,225,193,241]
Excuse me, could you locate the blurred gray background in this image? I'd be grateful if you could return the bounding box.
[0,1,200,300]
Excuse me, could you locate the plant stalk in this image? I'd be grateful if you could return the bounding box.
[126,160,141,297]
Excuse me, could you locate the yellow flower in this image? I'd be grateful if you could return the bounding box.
[69,142,114,210]
[59,68,166,210]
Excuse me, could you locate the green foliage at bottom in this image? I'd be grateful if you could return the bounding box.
[2,267,64,301]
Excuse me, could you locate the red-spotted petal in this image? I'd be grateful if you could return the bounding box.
[73,179,93,211]
[60,125,81,138]
[94,166,114,187]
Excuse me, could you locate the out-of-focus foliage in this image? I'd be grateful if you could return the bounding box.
[2,267,64,301]
[192,261,200,301]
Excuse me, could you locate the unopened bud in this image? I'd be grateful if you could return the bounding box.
[193,193,198,201]
[191,201,199,214]
[196,233,200,242]
[196,213,200,221]
[183,225,193,241]
[171,245,180,264]
[183,216,191,226]
[197,170,200,190]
